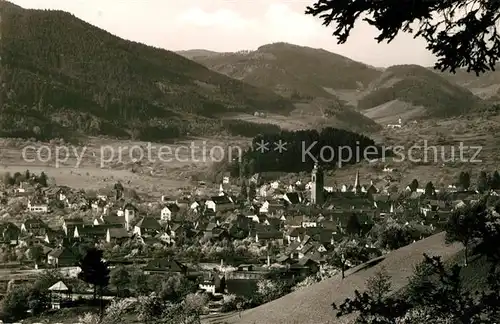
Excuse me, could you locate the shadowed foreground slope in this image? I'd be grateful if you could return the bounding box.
[221,232,462,324]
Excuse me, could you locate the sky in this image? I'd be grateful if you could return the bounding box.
[10,0,437,67]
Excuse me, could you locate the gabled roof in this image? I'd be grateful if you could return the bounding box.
[23,218,47,228]
[210,196,232,204]
[77,225,108,237]
[285,215,303,226]
[144,259,187,272]
[256,231,283,240]
[284,192,301,204]
[48,281,69,291]
[0,222,20,232]
[163,203,180,213]
[107,228,129,239]
[101,215,125,225]
[48,247,76,259]
[63,218,84,225]
[135,217,161,230]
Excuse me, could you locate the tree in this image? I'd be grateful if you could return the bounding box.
[305,0,500,75]
[409,179,418,192]
[376,222,412,250]
[424,181,435,197]
[477,171,489,193]
[37,171,48,187]
[366,266,392,302]
[0,284,31,322]
[136,293,164,324]
[458,171,470,190]
[329,238,356,279]
[109,265,130,297]
[157,274,197,303]
[77,248,110,313]
[1,172,14,186]
[346,213,362,236]
[445,200,486,266]
[248,182,256,201]
[28,245,44,265]
[240,181,248,200]
[490,170,500,190]
[130,267,150,296]
[113,182,124,200]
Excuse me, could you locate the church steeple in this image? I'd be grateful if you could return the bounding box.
[311,162,324,205]
[354,170,361,194]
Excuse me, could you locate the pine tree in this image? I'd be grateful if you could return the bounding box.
[346,213,362,236]
[77,248,110,314]
[37,172,48,187]
[240,181,248,200]
[248,182,256,201]
[409,179,418,192]
[462,171,471,190]
[424,181,435,197]
[477,171,489,193]
[490,171,500,190]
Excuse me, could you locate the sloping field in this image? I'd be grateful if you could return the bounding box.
[362,99,426,124]
[221,113,310,131]
[219,232,462,324]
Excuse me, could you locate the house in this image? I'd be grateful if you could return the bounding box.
[117,203,138,230]
[259,199,284,214]
[94,215,125,227]
[56,186,72,201]
[289,257,320,276]
[44,229,65,246]
[190,201,201,213]
[176,197,190,209]
[15,182,34,195]
[73,225,109,241]
[199,273,225,294]
[133,217,162,236]
[205,196,235,212]
[62,218,85,236]
[42,186,60,200]
[66,194,89,210]
[284,215,303,228]
[106,228,129,244]
[254,227,283,244]
[160,204,180,221]
[27,198,49,213]
[21,218,48,236]
[47,247,77,268]
[225,264,270,280]
[222,173,230,184]
[143,259,188,275]
[302,217,318,228]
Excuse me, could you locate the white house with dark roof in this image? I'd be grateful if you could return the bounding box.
[133,217,162,236]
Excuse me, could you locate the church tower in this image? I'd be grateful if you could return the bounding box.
[311,163,324,205]
[353,170,361,194]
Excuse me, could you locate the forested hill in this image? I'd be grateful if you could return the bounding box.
[0,2,295,141]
